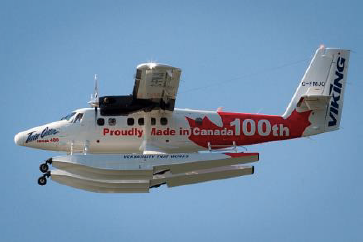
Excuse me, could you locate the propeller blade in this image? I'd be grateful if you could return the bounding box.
[94,106,98,126]
[88,74,99,107]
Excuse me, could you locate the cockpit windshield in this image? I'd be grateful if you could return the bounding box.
[73,113,83,123]
[60,112,76,121]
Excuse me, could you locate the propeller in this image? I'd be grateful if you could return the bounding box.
[89,74,99,107]
[88,74,99,124]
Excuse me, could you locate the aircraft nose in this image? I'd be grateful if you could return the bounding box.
[14,132,25,146]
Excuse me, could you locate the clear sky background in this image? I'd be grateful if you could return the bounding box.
[1,0,362,241]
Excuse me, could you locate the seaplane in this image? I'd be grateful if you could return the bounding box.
[14,47,350,193]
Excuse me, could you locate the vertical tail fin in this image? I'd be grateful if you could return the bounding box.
[283,47,350,135]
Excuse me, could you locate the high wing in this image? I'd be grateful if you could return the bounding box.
[99,63,181,116]
[133,63,181,111]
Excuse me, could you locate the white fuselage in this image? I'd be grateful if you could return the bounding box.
[14,108,221,154]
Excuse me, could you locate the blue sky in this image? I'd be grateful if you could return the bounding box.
[1,0,363,241]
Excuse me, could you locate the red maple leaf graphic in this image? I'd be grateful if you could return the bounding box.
[186,110,311,148]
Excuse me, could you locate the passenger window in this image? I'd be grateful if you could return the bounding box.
[97,118,105,126]
[73,113,83,123]
[108,118,116,126]
[160,117,168,126]
[138,118,144,126]
[151,118,156,126]
[127,118,134,126]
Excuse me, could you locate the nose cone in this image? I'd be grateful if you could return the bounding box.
[14,132,25,146]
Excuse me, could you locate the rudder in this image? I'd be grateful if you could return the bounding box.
[324,49,350,131]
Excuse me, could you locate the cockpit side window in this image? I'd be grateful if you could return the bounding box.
[73,113,84,123]
[61,112,76,121]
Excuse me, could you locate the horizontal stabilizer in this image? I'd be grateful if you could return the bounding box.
[297,95,330,111]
